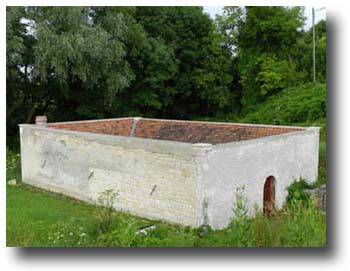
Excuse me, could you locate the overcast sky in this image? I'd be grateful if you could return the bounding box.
[203,6,326,30]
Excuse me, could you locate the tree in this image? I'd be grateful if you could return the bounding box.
[218,7,305,110]
[135,7,233,117]
[91,7,179,117]
[215,7,245,113]
[7,6,323,146]
[6,6,40,138]
[28,7,134,120]
[7,6,234,141]
[294,20,326,83]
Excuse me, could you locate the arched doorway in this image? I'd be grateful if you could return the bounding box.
[263,176,276,217]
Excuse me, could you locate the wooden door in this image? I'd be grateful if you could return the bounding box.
[263,176,276,217]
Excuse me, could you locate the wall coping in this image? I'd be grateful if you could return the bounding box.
[213,127,320,150]
[28,116,317,130]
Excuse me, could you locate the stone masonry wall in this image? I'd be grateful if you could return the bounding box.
[20,125,198,226]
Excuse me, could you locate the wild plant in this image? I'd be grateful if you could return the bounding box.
[94,189,119,234]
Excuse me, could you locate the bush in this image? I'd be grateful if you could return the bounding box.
[6,148,21,183]
[96,218,138,247]
[286,179,312,206]
[93,189,119,234]
[229,186,255,246]
[278,198,326,247]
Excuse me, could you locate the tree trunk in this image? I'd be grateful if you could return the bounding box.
[25,102,37,124]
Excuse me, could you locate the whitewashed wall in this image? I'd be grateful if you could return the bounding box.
[198,128,320,229]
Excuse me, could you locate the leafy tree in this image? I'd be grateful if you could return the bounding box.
[241,7,305,108]
[215,7,245,113]
[215,6,244,55]
[6,6,40,138]
[135,7,233,117]
[6,7,26,76]
[29,7,134,120]
[294,20,326,83]
[6,6,326,146]
[7,6,234,139]
[218,7,305,110]
[193,32,233,115]
[91,7,178,117]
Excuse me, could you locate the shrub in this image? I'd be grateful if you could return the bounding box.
[93,189,119,234]
[278,198,326,247]
[96,218,138,247]
[6,148,21,183]
[229,186,255,247]
[286,179,312,206]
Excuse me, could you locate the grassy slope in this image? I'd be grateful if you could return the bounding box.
[242,84,326,125]
[240,83,326,139]
[6,83,327,247]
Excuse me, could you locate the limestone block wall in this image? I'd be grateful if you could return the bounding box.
[19,125,198,226]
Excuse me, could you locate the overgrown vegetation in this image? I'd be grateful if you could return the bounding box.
[198,83,327,142]
[240,84,326,125]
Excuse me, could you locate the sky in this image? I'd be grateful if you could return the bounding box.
[203,6,326,30]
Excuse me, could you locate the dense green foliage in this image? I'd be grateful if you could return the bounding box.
[7,148,326,247]
[238,7,304,108]
[240,83,326,126]
[6,6,233,137]
[198,83,326,138]
[216,7,326,111]
[6,6,326,144]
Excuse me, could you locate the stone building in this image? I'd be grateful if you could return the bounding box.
[19,117,319,229]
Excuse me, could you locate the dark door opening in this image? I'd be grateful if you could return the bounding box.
[263,176,276,217]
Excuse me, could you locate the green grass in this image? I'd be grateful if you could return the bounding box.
[7,184,97,247]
